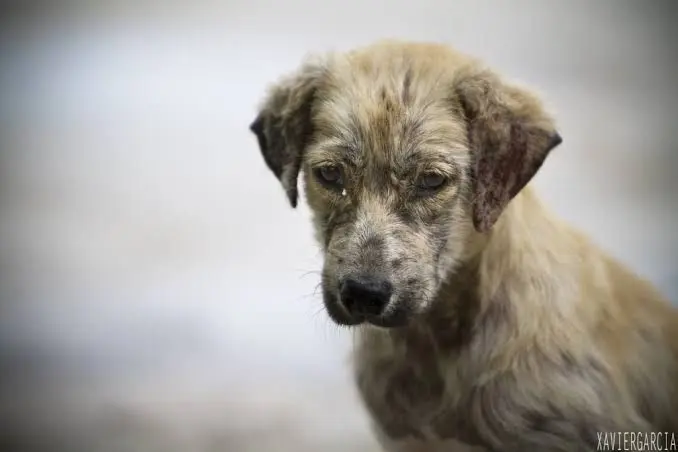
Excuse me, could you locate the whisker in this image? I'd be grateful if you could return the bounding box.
[297,269,322,280]
[312,304,326,318]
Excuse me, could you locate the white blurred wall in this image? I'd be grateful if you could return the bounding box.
[0,1,676,451]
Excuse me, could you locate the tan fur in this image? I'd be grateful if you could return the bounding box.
[250,40,678,451]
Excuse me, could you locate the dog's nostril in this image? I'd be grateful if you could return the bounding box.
[340,276,393,317]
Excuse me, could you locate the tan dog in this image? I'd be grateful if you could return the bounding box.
[249,41,678,451]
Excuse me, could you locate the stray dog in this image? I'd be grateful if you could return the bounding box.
[249,41,678,451]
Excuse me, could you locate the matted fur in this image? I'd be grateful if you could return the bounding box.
[250,41,678,451]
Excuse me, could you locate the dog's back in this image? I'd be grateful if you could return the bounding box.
[597,251,678,431]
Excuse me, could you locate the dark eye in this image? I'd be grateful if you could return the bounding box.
[315,165,343,187]
[417,173,447,192]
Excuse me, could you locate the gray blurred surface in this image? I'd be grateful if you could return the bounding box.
[0,1,676,451]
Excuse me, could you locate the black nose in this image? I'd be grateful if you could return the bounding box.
[340,275,393,317]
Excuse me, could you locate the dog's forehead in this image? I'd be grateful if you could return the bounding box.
[312,75,469,170]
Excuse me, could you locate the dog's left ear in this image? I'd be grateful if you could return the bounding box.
[249,61,325,208]
[455,67,562,232]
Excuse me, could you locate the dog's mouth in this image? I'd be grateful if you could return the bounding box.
[329,309,411,329]
[362,309,411,328]
[322,287,412,328]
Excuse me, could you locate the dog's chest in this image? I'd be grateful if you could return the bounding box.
[355,332,481,449]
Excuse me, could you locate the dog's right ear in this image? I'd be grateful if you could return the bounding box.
[454,66,562,232]
[249,62,324,208]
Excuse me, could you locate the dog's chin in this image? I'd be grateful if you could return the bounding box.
[364,310,411,329]
[326,310,412,329]
[366,306,413,328]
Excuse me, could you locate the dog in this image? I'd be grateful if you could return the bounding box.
[249,40,678,451]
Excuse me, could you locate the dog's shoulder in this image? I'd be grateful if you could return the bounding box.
[486,187,678,431]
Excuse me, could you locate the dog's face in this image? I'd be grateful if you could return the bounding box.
[250,42,561,328]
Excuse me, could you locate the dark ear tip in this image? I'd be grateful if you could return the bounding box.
[548,131,563,150]
[472,213,494,234]
[286,190,298,208]
[249,114,264,134]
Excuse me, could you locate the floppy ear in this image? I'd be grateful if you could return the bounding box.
[455,68,562,232]
[249,62,324,207]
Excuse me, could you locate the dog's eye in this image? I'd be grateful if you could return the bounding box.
[315,165,343,188]
[417,173,447,192]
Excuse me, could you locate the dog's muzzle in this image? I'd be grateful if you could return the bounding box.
[333,274,409,328]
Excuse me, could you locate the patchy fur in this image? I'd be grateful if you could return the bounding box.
[250,40,678,451]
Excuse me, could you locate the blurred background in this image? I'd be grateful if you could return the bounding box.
[0,1,676,451]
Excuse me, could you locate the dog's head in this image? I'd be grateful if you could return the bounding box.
[250,42,561,328]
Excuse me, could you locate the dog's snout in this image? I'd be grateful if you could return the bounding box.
[340,275,393,317]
